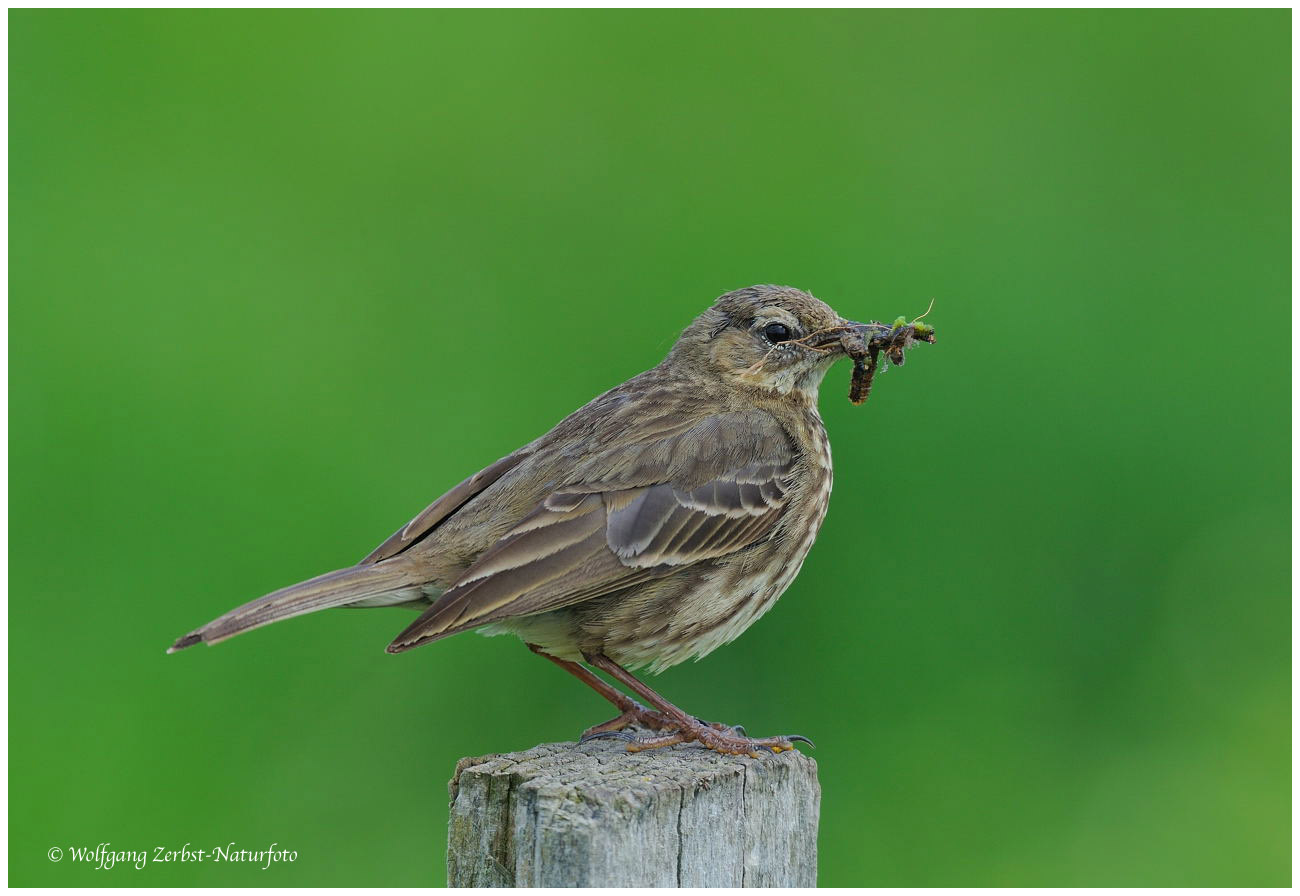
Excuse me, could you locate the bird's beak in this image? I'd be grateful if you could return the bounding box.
[802,319,888,354]
[839,318,889,336]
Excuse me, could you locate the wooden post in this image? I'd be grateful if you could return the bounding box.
[447,739,820,887]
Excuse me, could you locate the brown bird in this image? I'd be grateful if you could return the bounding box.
[170,285,932,755]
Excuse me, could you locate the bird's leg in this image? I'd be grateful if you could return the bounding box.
[526,644,676,740]
[582,652,813,757]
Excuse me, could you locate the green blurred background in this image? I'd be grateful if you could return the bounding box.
[10,9,1290,887]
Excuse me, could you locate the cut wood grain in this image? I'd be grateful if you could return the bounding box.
[447,737,819,887]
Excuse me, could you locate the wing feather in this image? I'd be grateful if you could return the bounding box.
[361,451,526,564]
[387,414,799,653]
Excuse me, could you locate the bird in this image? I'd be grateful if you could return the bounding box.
[170,284,934,755]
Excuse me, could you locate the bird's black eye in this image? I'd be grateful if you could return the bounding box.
[763,322,793,343]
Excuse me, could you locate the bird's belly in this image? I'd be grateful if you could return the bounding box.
[476,539,817,671]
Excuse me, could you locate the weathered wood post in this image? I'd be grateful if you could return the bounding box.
[447,738,820,887]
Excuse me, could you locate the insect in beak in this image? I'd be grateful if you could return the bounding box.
[838,302,936,405]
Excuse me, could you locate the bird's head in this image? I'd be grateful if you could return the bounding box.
[667,284,872,401]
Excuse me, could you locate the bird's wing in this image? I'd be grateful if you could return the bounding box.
[385,413,797,652]
[360,451,527,565]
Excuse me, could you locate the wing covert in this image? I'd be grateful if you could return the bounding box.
[386,440,798,653]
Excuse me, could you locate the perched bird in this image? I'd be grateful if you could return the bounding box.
[170,285,933,755]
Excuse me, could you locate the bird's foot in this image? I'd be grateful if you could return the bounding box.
[579,701,676,742]
[644,723,813,757]
[585,716,813,758]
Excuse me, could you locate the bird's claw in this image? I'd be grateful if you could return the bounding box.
[702,720,746,737]
[579,729,637,744]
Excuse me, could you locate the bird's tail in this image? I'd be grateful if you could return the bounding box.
[168,559,421,652]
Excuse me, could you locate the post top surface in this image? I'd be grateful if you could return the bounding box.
[451,737,817,803]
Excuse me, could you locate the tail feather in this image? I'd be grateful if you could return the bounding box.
[168,560,420,652]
